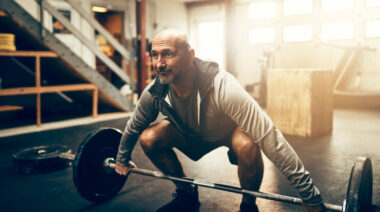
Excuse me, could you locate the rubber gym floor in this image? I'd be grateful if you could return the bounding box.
[0,109,379,212]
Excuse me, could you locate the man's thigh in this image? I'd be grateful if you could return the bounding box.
[142,120,223,161]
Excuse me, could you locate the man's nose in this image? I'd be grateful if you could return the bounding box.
[156,56,166,69]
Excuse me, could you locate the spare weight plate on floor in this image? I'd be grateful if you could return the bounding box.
[13,145,71,174]
[73,127,128,203]
[345,157,373,212]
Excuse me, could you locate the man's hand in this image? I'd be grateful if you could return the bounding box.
[115,161,137,176]
[302,203,327,212]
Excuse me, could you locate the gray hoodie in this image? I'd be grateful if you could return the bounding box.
[116,58,323,205]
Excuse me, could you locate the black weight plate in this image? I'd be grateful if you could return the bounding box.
[13,145,71,174]
[73,127,128,203]
[345,157,373,212]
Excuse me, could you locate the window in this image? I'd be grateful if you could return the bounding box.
[249,2,275,19]
[321,22,354,40]
[283,0,312,16]
[366,0,380,7]
[322,0,354,12]
[283,25,313,42]
[197,21,224,68]
[250,28,275,44]
[366,20,380,38]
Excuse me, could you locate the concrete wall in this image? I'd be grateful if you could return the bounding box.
[150,0,188,38]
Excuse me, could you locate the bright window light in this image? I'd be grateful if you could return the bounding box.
[321,22,354,40]
[283,0,312,16]
[322,0,354,12]
[249,2,275,19]
[198,21,224,68]
[366,20,380,38]
[367,0,380,7]
[250,28,275,44]
[283,25,313,42]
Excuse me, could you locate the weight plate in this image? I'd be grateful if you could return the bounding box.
[0,33,15,38]
[73,128,128,203]
[13,145,71,174]
[0,45,16,51]
[345,157,373,212]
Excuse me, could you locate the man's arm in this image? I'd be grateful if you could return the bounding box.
[214,71,323,205]
[116,85,159,166]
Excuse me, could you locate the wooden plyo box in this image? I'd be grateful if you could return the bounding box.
[267,69,333,137]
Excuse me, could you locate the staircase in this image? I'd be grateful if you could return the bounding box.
[0,0,136,132]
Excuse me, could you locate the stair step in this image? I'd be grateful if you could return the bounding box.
[0,105,23,112]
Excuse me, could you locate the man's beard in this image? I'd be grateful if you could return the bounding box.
[159,74,174,84]
[157,68,174,84]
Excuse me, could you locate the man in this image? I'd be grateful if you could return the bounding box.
[115,29,326,212]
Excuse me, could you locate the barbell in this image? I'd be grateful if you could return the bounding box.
[13,127,375,212]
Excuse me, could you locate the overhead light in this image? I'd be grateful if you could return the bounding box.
[92,6,108,13]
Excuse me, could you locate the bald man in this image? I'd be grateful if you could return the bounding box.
[115,29,326,212]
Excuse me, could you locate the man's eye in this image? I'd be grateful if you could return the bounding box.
[163,52,172,57]
[151,53,158,58]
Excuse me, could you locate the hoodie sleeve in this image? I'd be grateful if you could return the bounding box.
[214,71,323,205]
[116,84,159,165]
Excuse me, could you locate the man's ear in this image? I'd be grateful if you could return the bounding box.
[189,48,195,61]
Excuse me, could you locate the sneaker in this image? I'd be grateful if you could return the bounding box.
[156,188,201,212]
[239,202,259,212]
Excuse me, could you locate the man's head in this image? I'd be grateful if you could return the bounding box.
[151,29,195,84]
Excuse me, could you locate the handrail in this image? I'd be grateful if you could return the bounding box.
[41,0,136,90]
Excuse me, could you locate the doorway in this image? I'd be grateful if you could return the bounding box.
[196,21,225,69]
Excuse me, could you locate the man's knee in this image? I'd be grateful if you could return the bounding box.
[139,120,175,153]
[231,130,262,165]
[140,128,158,153]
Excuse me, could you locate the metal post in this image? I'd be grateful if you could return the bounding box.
[39,0,45,40]
[136,0,147,96]
[35,56,41,126]
[224,0,232,73]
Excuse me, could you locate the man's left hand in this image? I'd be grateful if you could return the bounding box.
[302,203,327,212]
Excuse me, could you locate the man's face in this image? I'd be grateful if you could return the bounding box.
[151,37,192,84]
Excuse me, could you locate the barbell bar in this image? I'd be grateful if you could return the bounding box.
[81,156,344,212]
[13,128,374,212]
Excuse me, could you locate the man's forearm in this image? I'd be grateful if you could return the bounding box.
[116,133,140,165]
[256,128,323,204]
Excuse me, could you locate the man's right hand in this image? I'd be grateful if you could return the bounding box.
[302,202,327,212]
[115,161,137,176]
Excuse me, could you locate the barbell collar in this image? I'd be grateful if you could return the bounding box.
[59,152,75,161]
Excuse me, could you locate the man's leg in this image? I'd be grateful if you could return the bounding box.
[230,128,264,210]
[139,119,193,192]
[139,119,200,212]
